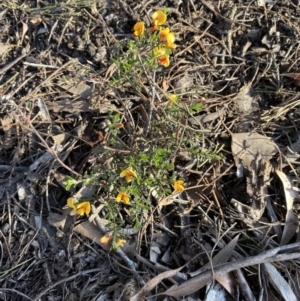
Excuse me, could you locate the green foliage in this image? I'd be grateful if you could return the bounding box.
[188,102,203,114]
[63,172,101,191]
[63,176,80,191]
[63,100,224,248]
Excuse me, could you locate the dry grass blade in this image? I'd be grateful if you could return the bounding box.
[0,50,31,75]
[31,268,102,301]
[8,100,81,177]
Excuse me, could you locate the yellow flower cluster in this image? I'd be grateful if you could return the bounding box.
[67,198,91,216]
[99,167,138,247]
[98,168,135,248]
[133,10,176,67]
[100,170,184,247]
[116,167,138,205]
[100,233,126,248]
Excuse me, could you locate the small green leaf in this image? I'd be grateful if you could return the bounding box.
[63,176,78,191]
[188,102,202,114]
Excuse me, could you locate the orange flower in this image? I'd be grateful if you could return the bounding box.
[115,238,126,247]
[173,180,184,192]
[165,32,176,49]
[152,10,167,26]
[153,47,170,67]
[120,168,137,183]
[100,234,111,246]
[116,191,130,204]
[159,27,170,40]
[157,55,170,67]
[133,21,145,37]
[149,25,157,32]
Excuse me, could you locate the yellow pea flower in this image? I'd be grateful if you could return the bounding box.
[167,94,179,106]
[153,47,170,67]
[76,201,91,216]
[67,198,91,216]
[165,32,176,49]
[116,191,130,205]
[159,27,170,40]
[67,197,79,216]
[67,197,77,210]
[120,168,137,183]
[100,234,126,248]
[100,234,111,246]
[115,238,126,247]
[157,55,170,67]
[152,10,167,26]
[133,21,145,37]
[173,180,185,192]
